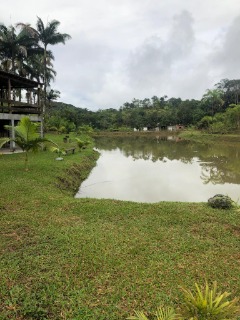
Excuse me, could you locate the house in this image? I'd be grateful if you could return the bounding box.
[175,124,184,130]
[167,124,185,131]
[0,70,43,150]
[167,125,175,131]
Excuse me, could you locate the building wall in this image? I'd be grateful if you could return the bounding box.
[0,113,43,142]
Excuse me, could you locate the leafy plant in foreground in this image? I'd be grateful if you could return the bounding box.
[0,138,9,149]
[5,116,50,170]
[128,282,239,320]
[180,281,239,320]
[127,306,180,320]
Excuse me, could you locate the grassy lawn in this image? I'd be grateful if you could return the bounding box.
[0,133,239,319]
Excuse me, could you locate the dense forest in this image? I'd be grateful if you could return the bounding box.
[47,78,240,134]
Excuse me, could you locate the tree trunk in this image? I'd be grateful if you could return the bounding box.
[24,151,29,171]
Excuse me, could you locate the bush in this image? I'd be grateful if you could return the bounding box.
[210,122,227,134]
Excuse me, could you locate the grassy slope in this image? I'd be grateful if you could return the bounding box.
[0,134,239,319]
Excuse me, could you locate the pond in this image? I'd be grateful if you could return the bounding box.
[75,135,240,203]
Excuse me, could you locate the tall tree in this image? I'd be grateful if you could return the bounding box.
[17,18,71,134]
[24,51,56,83]
[215,78,240,107]
[46,88,60,111]
[202,89,224,118]
[18,18,71,105]
[35,17,71,106]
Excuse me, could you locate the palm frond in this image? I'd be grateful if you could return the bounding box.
[155,306,180,320]
[36,16,44,35]
[127,310,149,320]
[14,117,40,142]
[0,138,9,148]
[50,145,66,156]
[16,22,39,39]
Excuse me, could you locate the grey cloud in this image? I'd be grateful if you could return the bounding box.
[169,10,195,56]
[212,16,240,78]
[126,11,195,90]
[53,35,115,107]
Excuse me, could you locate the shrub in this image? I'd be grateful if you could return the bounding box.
[180,281,239,320]
[128,282,240,320]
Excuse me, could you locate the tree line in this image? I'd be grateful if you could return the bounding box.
[46,78,240,134]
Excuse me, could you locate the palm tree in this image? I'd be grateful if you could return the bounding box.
[46,88,60,109]
[36,17,71,108]
[0,24,37,73]
[202,89,224,118]
[17,18,71,105]
[23,51,56,83]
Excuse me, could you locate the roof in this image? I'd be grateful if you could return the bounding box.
[0,70,42,89]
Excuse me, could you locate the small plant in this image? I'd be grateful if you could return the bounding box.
[127,310,149,320]
[75,137,84,150]
[128,282,239,320]
[50,145,66,159]
[127,306,180,320]
[75,137,90,150]
[5,117,50,170]
[180,281,239,320]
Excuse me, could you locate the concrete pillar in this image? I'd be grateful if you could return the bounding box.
[40,118,44,138]
[10,118,16,151]
[8,78,11,113]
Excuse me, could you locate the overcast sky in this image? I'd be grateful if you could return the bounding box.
[1,0,240,110]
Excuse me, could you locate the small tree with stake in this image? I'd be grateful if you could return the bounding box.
[5,116,50,170]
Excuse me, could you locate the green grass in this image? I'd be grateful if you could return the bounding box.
[0,133,239,319]
[179,129,240,143]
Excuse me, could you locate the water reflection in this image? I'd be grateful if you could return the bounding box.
[75,136,240,202]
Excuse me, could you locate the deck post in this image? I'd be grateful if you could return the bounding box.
[40,116,44,138]
[0,89,3,107]
[10,118,16,151]
[8,78,11,113]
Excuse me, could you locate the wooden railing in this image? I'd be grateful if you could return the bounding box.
[0,98,42,115]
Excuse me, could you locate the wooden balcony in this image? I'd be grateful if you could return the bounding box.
[0,98,42,115]
[0,70,43,116]
[0,71,43,145]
